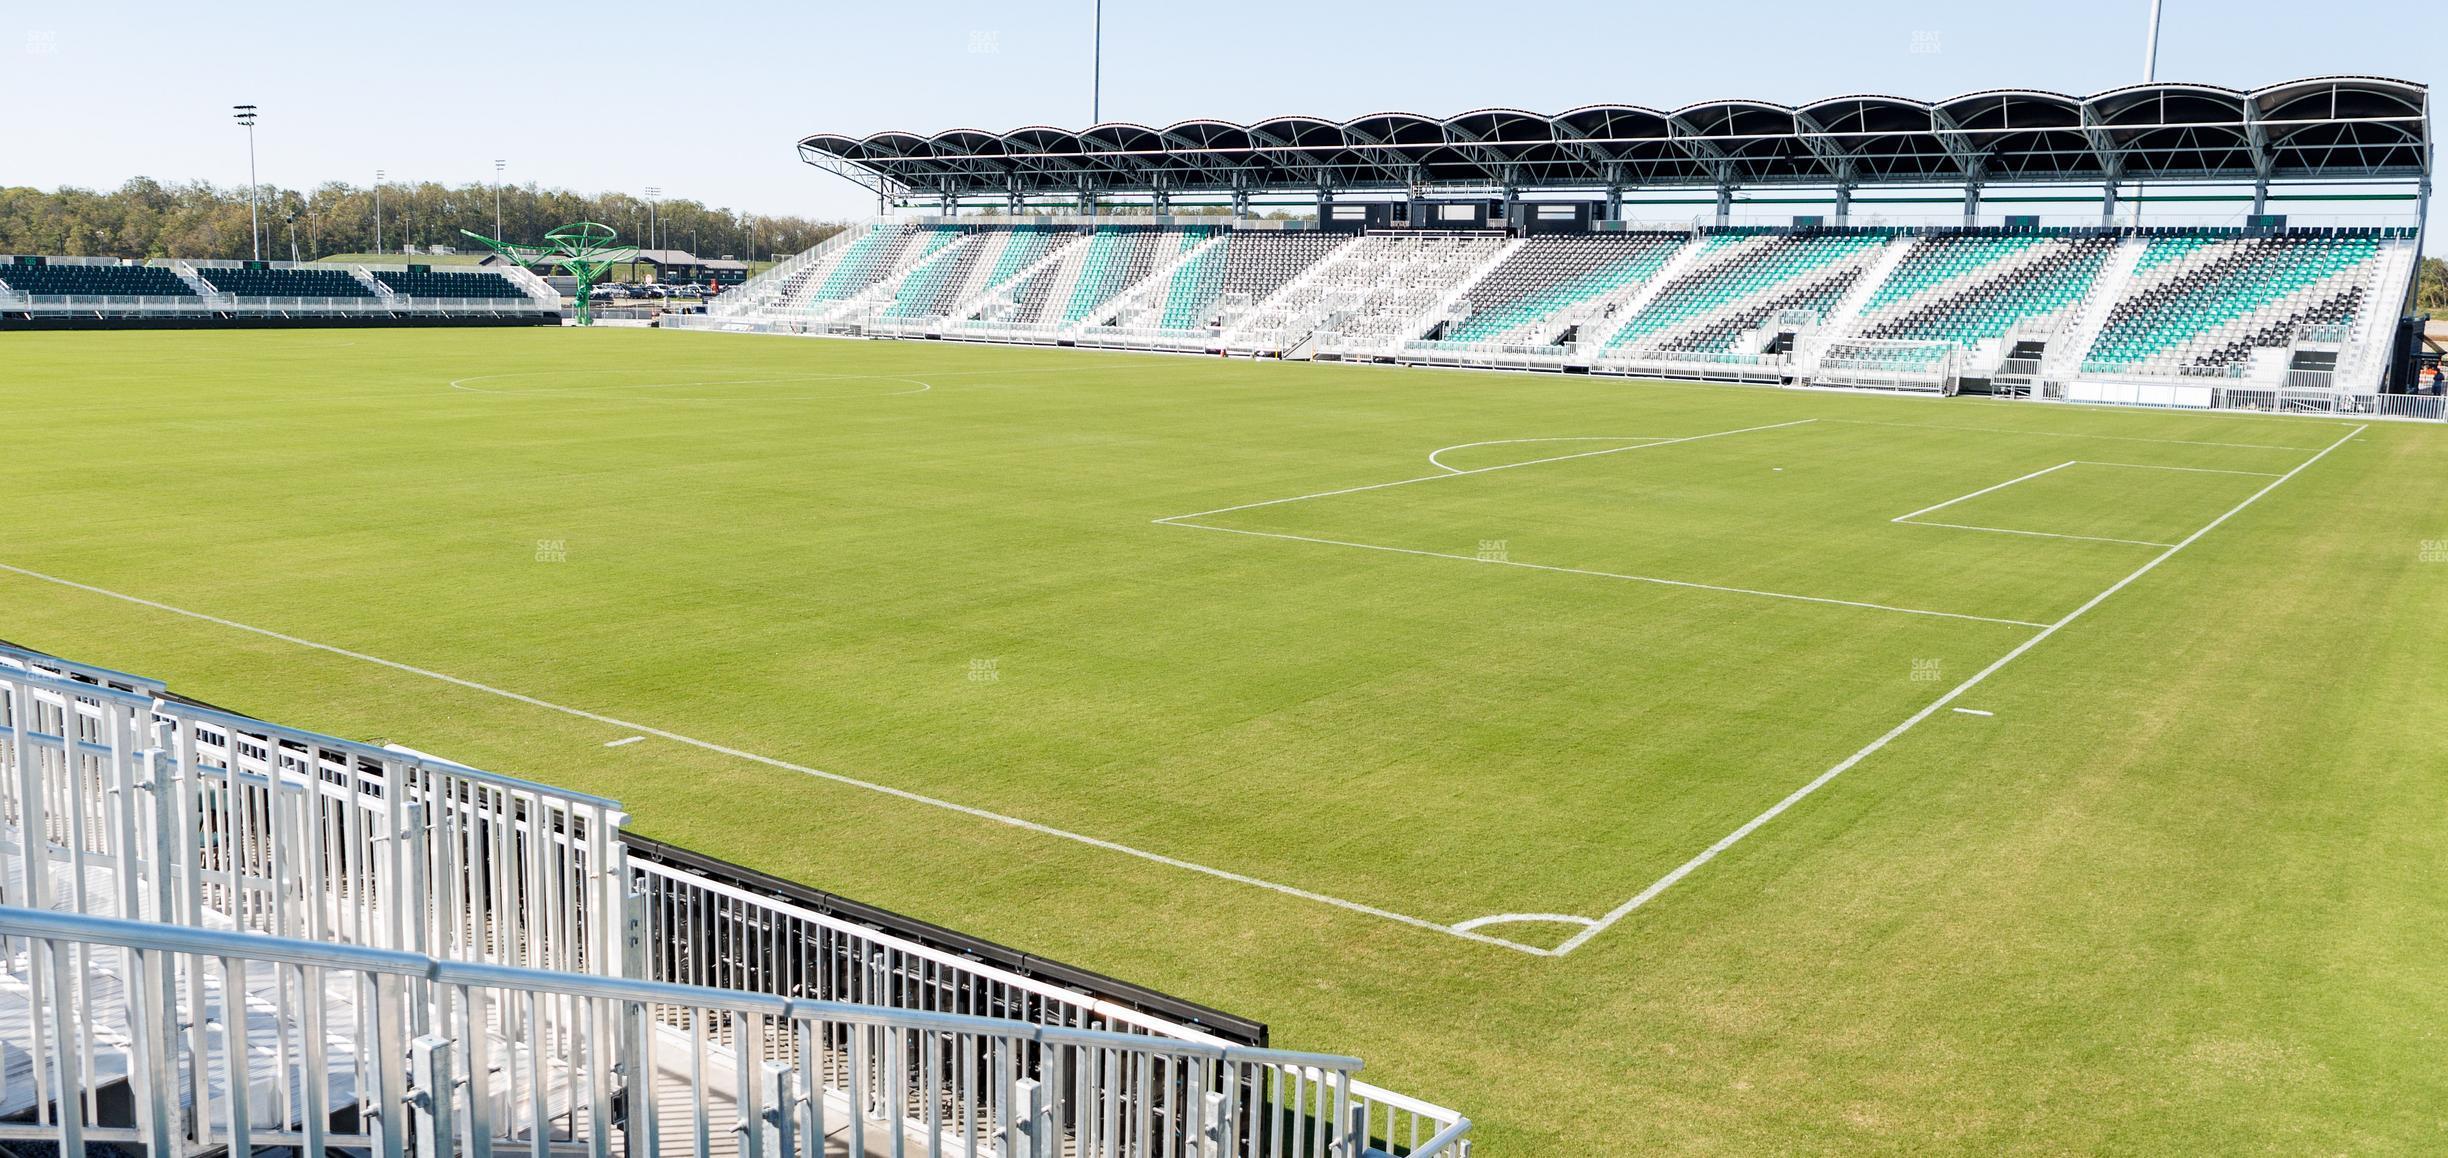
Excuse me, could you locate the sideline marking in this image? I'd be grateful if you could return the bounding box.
[2072,460,2283,477]
[1950,708,1994,717]
[604,736,645,748]
[1425,436,1672,474]
[1167,521,2048,628]
[0,560,1551,958]
[1890,461,2078,524]
[1153,419,1816,524]
[1545,424,2365,956]
[1820,417,2315,452]
[1899,521,2173,549]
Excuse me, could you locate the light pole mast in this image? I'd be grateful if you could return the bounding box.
[374,169,385,256]
[495,159,507,240]
[233,105,260,260]
[646,186,661,256]
[1092,0,1103,123]
[2143,0,2163,80]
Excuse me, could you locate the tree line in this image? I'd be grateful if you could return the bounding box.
[2419,257,2445,315]
[0,178,847,264]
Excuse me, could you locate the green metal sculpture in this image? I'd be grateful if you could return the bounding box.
[461,221,637,326]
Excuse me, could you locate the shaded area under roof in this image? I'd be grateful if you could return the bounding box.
[798,77,2430,200]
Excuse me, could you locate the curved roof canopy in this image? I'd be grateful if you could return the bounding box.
[799,77,2427,200]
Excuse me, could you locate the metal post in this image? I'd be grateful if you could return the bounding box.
[1092,0,1103,123]
[1963,181,1982,228]
[234,106,261,261]
[495,159,507,240]
[758,1062,794,1158]
[2101,180,2120,228]
[2143,0,2163,81]
[1202,1090,1232,1158]
[1833,183,1853,226]
[375,169,385,256]
[1009,1076,1044,1158]
[1714,182,1733,227]
[412,1035,457,1158]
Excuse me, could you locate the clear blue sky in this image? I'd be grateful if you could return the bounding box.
[8,0,2437,237]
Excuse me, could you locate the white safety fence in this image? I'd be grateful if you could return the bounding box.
[0,905,1406,1158]
[0,645,1472,1156]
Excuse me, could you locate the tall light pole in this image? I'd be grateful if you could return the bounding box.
[646,186,661,256]
[233,105,261,260]
[494,159,507,240]
[2142,0,2163,81]
[1091,0,1103,123]
[374,169,385,256]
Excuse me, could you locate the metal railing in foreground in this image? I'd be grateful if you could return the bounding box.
[0,904,1425,1158]
[0,644,1474,1155]
[629,849,1473,1155]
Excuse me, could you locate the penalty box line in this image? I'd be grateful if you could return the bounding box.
[1547,422,2368,956]
[0,560,1556,958]
[1158,416,2043,628]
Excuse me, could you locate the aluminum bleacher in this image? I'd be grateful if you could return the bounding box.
[0,255,561,328]
[0,641,1473,1157]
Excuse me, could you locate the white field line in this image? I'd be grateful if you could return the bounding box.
[2072,461,2284,477]
[1897,521,2173,549]
[1152,419,1817,524]
[0,559,1552,958]
[1167,521,2050,628]
[1425,437,1673,474]
[1821,417,2316,452]
[1546,423,2366,956]
[1890,461,2078,523]
[1450,912,1598,934]
[1951,708,1994,717]
[604,736,645,748]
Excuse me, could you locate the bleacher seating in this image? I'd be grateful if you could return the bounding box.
[2080,232,2386,375]
[704,221,2419,400]
[1154,232,1347,331]
[1439,233,1688,344]
[0,262,195,297]
[1603,232,1888,354]
[1857,234,2117,349]
[371,268,534,300]
[1061,227,1209,324]
[196,265,377,298]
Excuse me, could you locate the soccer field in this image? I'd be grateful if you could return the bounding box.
[5,328,2444,1151]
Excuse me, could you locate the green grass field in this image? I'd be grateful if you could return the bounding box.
[4,328,2444,1152]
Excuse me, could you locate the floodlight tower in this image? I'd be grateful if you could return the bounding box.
[374,169,385,256]
[495,159,507,239]
[645,186,662,254]
[2143,0,2163,80]
[233,105,261,260]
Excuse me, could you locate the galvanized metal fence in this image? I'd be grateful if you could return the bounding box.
[0,644,1472,1155]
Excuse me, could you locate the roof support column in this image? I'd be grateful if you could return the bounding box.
[2100,181,2120,229]
[1316,186,1332,223]
[2250,176,2270,219]
[1833,183,1854,227]
[1714,181,1732,228]
[1962,180,1982,228]
[1604,185,1623,224]
[1232,188,1251,220]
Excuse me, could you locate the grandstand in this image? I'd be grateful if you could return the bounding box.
[690,75,2434,418]
[0,255,561,328]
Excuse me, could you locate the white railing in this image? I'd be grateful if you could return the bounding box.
[0,645,1473,1156]
[0,905,1399,1158]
